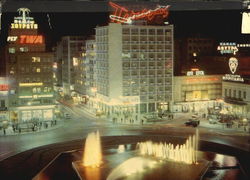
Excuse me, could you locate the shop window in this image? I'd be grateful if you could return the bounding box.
[37,88,41,93]
[43,109,53,120]
[33,88,37,93]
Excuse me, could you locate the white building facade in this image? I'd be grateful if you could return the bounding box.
[92,23,174,122]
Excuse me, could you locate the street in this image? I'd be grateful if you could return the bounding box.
[0,103,249,162]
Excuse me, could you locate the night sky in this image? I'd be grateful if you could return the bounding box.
[0,9,248,48]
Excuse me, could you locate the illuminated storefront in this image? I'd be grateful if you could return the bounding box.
[173,74,223,112]
[0,77,10,122]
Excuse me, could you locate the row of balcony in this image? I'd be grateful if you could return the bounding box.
[123,41,171,44]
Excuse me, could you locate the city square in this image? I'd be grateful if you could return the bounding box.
[0,0,250,180]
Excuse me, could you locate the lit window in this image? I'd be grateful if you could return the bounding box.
[36,68,41,73]
[33,88,37,93]
[32,57,41,62]
[8,48,15,54]
[37,88,41,93]
[20,47,28,52]
[44,87,48,92]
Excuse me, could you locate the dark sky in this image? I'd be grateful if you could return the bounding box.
[0,9,248,49]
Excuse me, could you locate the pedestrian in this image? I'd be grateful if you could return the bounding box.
[3,128,6,135]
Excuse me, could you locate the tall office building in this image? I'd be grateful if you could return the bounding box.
[6,8,55,122]
[59,36,85,96]
[93,23,173,122]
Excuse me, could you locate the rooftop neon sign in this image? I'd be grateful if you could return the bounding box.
[109,2,170,24]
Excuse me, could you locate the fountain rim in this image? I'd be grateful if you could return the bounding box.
[28,134,250,180]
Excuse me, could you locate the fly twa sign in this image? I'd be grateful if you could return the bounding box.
[19,35,43,44]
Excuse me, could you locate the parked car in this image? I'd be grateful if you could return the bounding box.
[209,118,218,124]
[64,113,71,119]
[185,119,200,127]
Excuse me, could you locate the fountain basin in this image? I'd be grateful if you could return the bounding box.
[72,150,210,180]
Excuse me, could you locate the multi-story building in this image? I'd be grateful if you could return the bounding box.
[222,80,250,118]
[175,37,215,75]
[6,8,55,122]
[92,23,174,122]
[72,51,86,104]
[59,36,85,96]
[85,39,97,105]
[173,74,223,113]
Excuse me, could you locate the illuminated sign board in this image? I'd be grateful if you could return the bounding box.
[217,42,250,54]
[19,35,43,44]
[186,77,219,83]
[19,82,43,87]
[186,68,204,76]
[109,2,169,24]
[0,84,9,91]
[222,57,244,82]
[11,8,38,30]
[7,36,18,42]
[242,11,250,34]
[217,42,238,55]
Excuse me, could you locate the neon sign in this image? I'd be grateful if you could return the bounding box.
[19,35,43,44]
[217,42,238,55]
[109,2,170,24]
[229,57,238,74]
[186,68,204,76]
[11,8,38,29]
[222,57,244,82]
[0,84,9,91]
[7,36,18,42]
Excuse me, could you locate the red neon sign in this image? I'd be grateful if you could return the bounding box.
[0,84,9,91]
[19,35,43,44]
[109,2,170,24]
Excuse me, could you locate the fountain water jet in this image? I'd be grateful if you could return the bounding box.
[137,129,200,164]
[82,130,102,167]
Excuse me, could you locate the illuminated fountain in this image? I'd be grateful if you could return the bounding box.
[137,129,199,164]
[72,129,209,180]
[82,130,102,167]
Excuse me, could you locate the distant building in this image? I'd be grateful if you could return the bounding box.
[91,23,174,122]
[58,36,85,96]
[175,37,216,75]
[6,8,55,122]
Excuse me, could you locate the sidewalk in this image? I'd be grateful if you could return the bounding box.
[0,119,64,136]
[199,118,250,134]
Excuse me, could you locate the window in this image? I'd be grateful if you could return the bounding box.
[238,90,241,99]
[32,57,40,62]
[233,90,236,97]
[229,89,231,97]
[36,68,41,73]
[243,91,246,99]
[8,48,15,54]
[224,89,227,97]
[20,47,28,52]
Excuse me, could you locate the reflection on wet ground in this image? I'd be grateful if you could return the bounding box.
[33,144,246,180]
[203,152,245,180]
